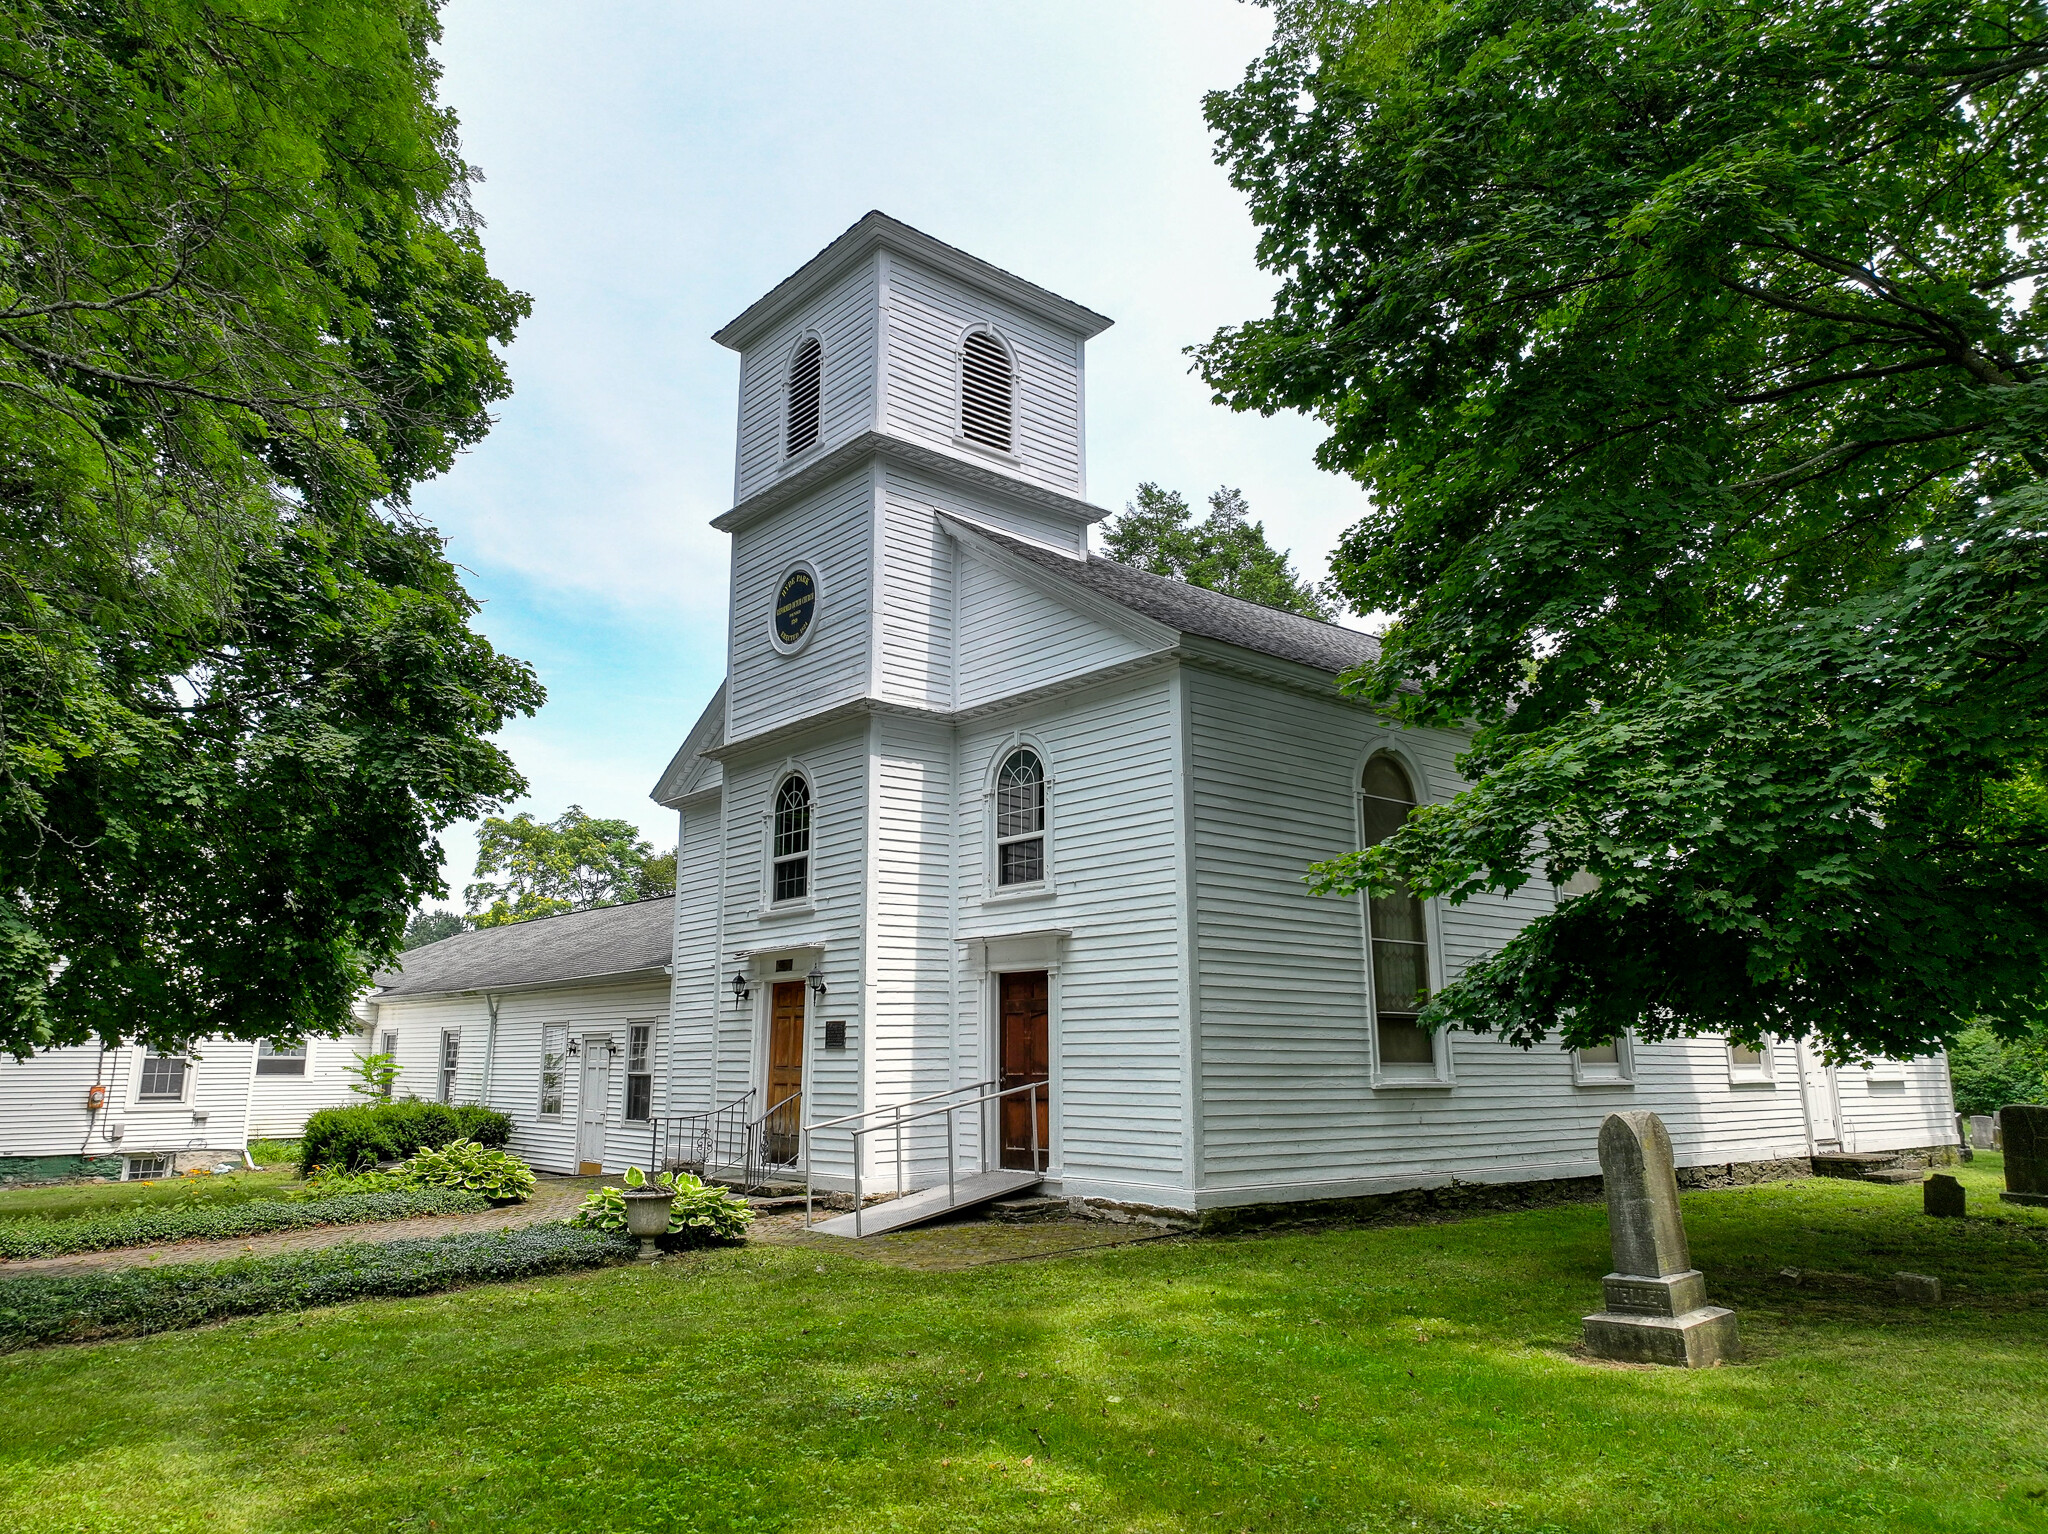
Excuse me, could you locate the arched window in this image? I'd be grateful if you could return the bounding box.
[994,748,1045,886]
[786,335,822,455]
[1360,754,1434,1066]
[772,775,811,902]
[959,330,1014,452]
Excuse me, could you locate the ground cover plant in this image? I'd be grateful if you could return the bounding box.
[1,1164,2043,1532]
[0,1167,301,1225]
[0,1188,494,1261]
[298,1100,512,1174]
[0,1224,631,1351]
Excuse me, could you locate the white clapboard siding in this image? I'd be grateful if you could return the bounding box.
[371,980,670,1176]
[882,255,1086,496]
[1186,667,1834,1203]
[953,551,1155,711]
[1838,1056,1958,1154]
[667,794,725,1116]
[246,1035,362,1138]
[726,470,875,742]
[0,1043,121,1162]
[710,725,871,1162]
[734,260,880,501]
[955,677,1188,1198]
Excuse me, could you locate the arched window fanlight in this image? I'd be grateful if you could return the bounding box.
[994,748,1045,886]
[1360,754,1433,1065]
[772,775,812,902]
[786,336,822,455]
[959,330,1013,452]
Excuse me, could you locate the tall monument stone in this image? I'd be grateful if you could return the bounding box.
[2000,1105,2048,1208]
[1582,1111,1741,1367]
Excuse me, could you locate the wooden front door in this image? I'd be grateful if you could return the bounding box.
[764,981,806,1164]
[998,970,1050,1171]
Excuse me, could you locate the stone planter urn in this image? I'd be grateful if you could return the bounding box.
[621,1188,675,1261]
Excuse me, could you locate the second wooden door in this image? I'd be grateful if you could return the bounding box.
[998,970,1050,1172]
[764,981,806,1164]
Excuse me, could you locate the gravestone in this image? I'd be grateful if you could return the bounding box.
[1581,1111,1741,1367]
[2000,1104,2048,1208]
[1971,1114,1999,1151]
[1894,1272,1942,1304]
[1923,1173,1965,1218]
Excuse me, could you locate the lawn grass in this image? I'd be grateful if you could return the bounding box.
[248,1137,304,1169]
[1,1163,2043,1534]
[0,1166,301,1224]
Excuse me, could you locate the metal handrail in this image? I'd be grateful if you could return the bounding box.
[646,1090,756,1182]
[803,1078,997,1135]
[804,1078,1042,1235]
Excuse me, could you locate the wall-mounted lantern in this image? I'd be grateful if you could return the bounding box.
[566,1037,582,1059]
[807,964,827,998]
[730,971,753,1009]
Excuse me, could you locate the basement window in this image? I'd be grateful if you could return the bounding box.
[124,1153,173,1181]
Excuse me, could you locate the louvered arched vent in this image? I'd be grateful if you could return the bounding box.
[786,335,822,455]
[959,330,1013,452]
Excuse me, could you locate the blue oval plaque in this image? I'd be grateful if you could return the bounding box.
[774,566,816,648]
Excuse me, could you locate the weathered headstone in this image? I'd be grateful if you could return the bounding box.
[1923,1173,1965,1218]
[1894,1272,1942,1304]
[2000,1104,2048,1208]
[1581,1111,1741,1367]
[1971,1114,1999,1151]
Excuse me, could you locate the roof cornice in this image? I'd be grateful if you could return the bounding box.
[370,965,671,1006]
[711,431,1109,535]
[713,211,1113,352]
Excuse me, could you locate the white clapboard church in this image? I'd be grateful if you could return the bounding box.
[366,214,1959,1225]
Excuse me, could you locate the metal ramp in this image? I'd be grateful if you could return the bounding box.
[802,1079,1047,1239]
[809,1169,1042,1238]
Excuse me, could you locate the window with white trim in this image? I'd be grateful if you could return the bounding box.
[625,1023,653,1122]
[1573,1035,1635,1086]
[1360,754,1437,1071]
[540,1026,567,1117]
[124,1153,172,1180]
[772,774,811,903]
[994,748,1046,887]
[379,1030,397,1098]
[1727,1039,1775,1084]
[959,330,1014,451]
[137,1051,189,1101]
[786,335,821,455]
[256,1039,308,1076]
[439,1029,461,1104]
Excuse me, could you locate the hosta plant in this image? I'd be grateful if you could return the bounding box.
[569,1167,753,1248]
[400,1140,536,1204]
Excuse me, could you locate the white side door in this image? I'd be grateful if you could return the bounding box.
[1797,1039,1841,1147]
[578,1035,613,1173]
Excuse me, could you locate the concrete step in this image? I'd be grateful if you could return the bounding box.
[1812,1152,1899,1179]
[1860,1169,1925,1185]
[809,1170,1043,1238]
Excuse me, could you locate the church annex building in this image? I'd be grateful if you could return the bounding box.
[364,214,1959,1221]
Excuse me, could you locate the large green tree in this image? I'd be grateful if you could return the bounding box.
[1102,483,1335,619]
[1,1,541,1056]
[465,807,672,929]
[1198,0,2048,1060]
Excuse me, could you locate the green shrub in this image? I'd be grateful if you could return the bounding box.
[568,1167,752,1249]
[402,1141,535,1203]
[0,1189,493,1261]
[0,1223,635,1350]
[1950,1025,2048,1117]
[298,1099,510,1175]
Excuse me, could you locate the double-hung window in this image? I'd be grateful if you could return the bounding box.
[379,1030,397,1097]
[772,775,811,903]
[625,1023,653,1122]
[137,1051,189,1102]
[256,1039,307,1076]
[439,1030,461,1104]
[1359,754,1437,1073]
[994,748,1046,887]
[540,1026,567,1117]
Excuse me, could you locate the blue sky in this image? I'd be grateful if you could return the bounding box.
[413,1,1374,904]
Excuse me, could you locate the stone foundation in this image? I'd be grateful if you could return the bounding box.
[0,1153,126,1187]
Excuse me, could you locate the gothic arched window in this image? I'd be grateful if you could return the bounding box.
[959,330,1014,452]
[994,748,1045,887]
[1360,754,1434,1066]
[772,774,812,902]
[786,335,822,455]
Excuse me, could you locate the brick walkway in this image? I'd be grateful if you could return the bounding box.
[0,1176,603,1279]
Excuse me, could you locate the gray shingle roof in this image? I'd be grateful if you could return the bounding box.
[372,898,673,998]
[957,519,1382,676]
